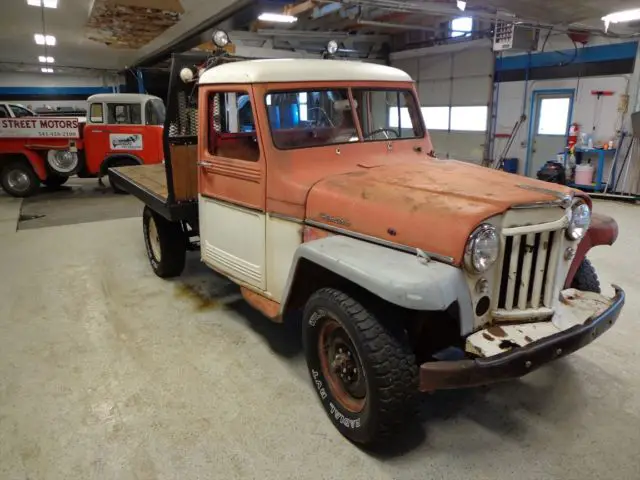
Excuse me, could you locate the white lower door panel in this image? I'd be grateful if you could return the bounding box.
[199,196,266,290]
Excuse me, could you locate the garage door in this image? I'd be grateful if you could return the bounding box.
[393,46,494,163]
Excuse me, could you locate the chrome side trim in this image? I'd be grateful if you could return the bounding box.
[511,200,566,209]
[268,212,303,223]
[305,219,455,265]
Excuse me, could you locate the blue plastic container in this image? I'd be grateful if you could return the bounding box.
[502,158,519,174]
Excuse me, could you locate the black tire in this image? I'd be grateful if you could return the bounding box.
[43,175,69,188]
[303,287,418,445]
[0,159,40,197]
[143,206,187,278]
[571,258,601,293]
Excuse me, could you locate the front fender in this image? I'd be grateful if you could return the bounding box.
[564,213,618,288]
[280,235,475,334]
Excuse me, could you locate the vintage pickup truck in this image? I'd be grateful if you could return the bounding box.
[110,33,624,445]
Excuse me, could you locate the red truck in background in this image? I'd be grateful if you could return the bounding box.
[0,93,165,197]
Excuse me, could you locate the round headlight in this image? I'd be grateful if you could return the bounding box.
[47,150,78,174]
[327,40,339,55]
[212,30,230,48]
[464,224,500,273]
[566,200,591,241]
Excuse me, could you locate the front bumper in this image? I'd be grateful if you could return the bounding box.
[419,285,625,391]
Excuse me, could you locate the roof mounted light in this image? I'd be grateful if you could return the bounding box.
[602,9,640,32]
[212,30,230,48]
[326,40,339,55]
[258,13,297,23]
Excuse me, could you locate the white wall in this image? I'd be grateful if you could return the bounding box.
[0,71,124,113]
[0,72,122,88]
[494,75,631,176]
[392,42,494,163]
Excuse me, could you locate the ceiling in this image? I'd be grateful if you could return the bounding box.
[0,0,245,73]
[1,0,640,75]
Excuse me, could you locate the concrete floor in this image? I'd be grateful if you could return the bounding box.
[0,186,639,479]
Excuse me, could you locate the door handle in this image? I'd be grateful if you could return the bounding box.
[197,161,215,168]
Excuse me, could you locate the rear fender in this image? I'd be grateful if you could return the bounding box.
[1,149,47,180]
[100,153,142,176]
[564,213,618,288]
[280,235,475,335]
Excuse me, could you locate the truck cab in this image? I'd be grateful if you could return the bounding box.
[84,93,165,189]
[110,41,624,446]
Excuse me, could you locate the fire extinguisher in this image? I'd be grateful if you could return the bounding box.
[568,123,580,150]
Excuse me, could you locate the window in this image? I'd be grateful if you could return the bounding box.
[89,103,103,123]
[145,99,166,126]
[266,89,358,149]
[450,106,487,131]
[537,98,571,135]
[353,89,424,141]
[0,105,10,118]
[208,91,259,161]
[107,103,142,125]
[9,105,33,118]
[451,17,473,38]
[421,106,450,130]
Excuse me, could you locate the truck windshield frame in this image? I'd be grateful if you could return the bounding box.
[264,86,425,151]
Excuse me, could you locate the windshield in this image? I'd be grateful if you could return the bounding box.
[352,89,424,141]
[265,87,423,150]
[266,89,358,149]
[146,98,166,126]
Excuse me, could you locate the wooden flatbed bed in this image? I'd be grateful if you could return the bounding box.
[109,142,199,223]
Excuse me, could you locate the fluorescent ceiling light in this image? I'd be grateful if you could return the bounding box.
[41,67,54,73]
[457,1,466,11]
[258,13,297,23]
[34,34,56,46]
[38,56,54,63]
[27,0,58,7]
[602,9,640,32]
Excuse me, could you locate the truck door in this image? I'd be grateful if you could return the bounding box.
[83,102,111,174]
[144,98,166,163]
[198,89,267,291]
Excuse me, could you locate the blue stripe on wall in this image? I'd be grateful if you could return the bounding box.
[496,41,638,72]
[0,85,127,95]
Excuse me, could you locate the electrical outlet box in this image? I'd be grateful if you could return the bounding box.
[493,20,539,52]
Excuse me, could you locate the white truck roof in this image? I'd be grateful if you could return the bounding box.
[198,59,412,85]
[87,93,161,103]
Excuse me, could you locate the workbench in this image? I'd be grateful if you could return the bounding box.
[565,147,617,192]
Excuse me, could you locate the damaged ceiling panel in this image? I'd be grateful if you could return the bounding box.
[86,0,185,49]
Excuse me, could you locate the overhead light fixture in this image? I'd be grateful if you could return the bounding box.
[38,56,55,63]
[27,0,58,8]
[602,9,640,32]
[258,13,297,23]
[34,34,56,46]
[41,67,54,73]
[457,1,466,11]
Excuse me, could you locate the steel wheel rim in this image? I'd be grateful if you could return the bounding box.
[6,170,30,193]
[148,217,162,261]
[318,317,366,413]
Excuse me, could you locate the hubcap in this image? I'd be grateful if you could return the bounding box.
[318,318,366,413]
[148,217,162,261]
[6,169,30,193]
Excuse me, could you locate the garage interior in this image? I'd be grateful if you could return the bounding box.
[1,1,640,479]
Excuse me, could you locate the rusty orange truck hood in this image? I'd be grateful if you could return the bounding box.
[305,158,575,264]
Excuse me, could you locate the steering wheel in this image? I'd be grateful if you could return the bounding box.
[364,128,400,140]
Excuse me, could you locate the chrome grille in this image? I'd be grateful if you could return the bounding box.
[497,230,560,310]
